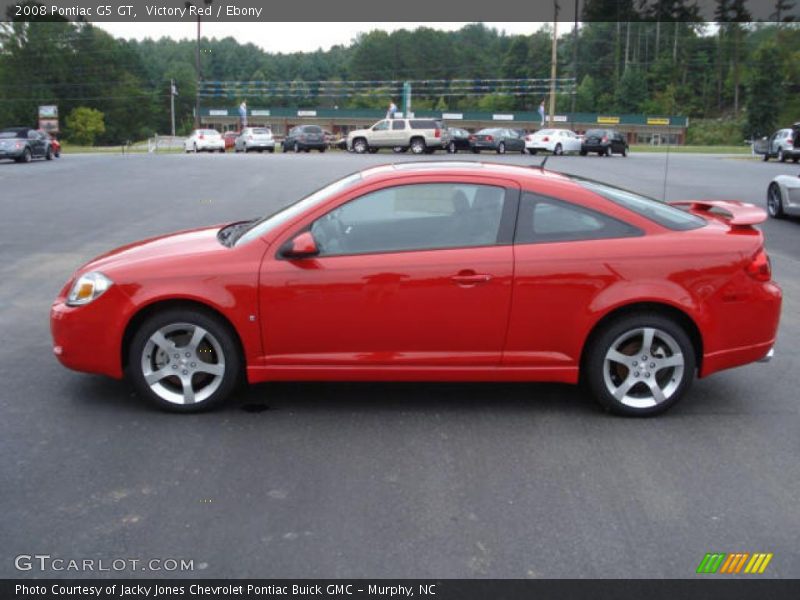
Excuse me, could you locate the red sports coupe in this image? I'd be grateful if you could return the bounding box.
[51,162,781,416]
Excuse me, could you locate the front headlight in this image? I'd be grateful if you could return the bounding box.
[66,272,113,306]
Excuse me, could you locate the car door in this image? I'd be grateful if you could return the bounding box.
[389,120,407,146]
[259,180,519,368]
[28,130,43,156]
[370,120,391,147]
[565,131,581,153]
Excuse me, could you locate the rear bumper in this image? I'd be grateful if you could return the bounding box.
[0,150,24,159]
[245,141,275,149]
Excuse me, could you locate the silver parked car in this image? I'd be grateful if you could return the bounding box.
[754,125,800,163]
[234,127,275,153]
[767,172,800,218]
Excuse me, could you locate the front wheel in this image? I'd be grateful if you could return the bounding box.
[45,147,52,160]
[554,143,563,156]
[447,141,457,154]
[585,313,695,417]
[353,139,368,154]
[128,309,242,413]
[527,148,538,155]
[767,182,785,218]
[294,142,300,153]
[496,142,506,154]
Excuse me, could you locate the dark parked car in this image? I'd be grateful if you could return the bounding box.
[0,127,53,162]
[283,125,326,153]
[446,127,471,153]
[581,129,628,156]
[469,128,526,154]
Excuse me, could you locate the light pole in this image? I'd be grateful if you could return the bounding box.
[186,0,213,129]
[549,1,559,126]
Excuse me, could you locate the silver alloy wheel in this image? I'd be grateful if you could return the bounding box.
[602,327,685,409]
[140,322,226,405]
[778,149,785,162]
[497,142,505,154]
[554,143,562,155]
[410,139,425,154]
[768,184,783,217]
[354,139,367,154]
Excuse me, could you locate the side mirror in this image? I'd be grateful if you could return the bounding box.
[280,231,319,259]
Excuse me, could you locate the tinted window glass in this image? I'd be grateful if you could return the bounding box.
[372,121,390,131]
[252,128,270,134]
[302,126,322,133]
[409,120,437,129]
[585,129,607,137]
[576,179,706,231]
[391,121,406,130]
[311,183,506,256]
[0,130,22,139]
[516,193,641,244]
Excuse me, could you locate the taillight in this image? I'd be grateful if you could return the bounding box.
[199,134,204,140]
[746,249,772,282]
[542,136,549,142]
[434,128,441,138]
[788,137,793,145]
[486,135,494,141]
[248,135,253,140]
[469,135,475,141]
[602,136,608,143]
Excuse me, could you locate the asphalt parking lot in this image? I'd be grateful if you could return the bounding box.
[1,150,798,579]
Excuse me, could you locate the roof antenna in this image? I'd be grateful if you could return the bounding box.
[538,154,549,171]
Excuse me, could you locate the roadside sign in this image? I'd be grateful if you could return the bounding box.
[38,105,58,132]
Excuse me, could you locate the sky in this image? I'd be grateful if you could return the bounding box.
[96,22,549,53]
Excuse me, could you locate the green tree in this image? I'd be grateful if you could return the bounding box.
[65,107,105,145]
[743,42,782,139]
[615,68,647,113]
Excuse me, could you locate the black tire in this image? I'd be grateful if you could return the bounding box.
[410,138,426,155]
[268,148,274,153]
[219,148,225,153]
[778,149,786,163]
[580,149,587,156]
[353,138,368,154]
[471,148,480,154]
[767,182,785,218]
[368,147,379,154]
[554,143,563,156]
[497,142,506,154]
[762,152,769,162]
[54,150,60,158]
[448,141,457,154]
[128,308,242,413]
[45,147,52,160]
[527,148,538,155]
[622,147,628,157]
[21,148,32,163]
[319,147,326,153]
[294,142,300,153]
[585,312,695,417]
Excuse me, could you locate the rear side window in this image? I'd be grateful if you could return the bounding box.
[576,180,706,231]
[391,121,406,130]
[516,193,642,244]
[409,120,437,129]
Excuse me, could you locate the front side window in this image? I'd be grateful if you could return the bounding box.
[516,193,642,244]
[310,183,506,256]
[372,121,390,131]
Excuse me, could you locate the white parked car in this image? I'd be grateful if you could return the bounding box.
[184,129,225,153]
[234,127,275,153]
[525,128,582,155]
[767,172,800,218]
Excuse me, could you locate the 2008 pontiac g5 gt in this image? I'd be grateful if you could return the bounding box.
[51,162,781,416]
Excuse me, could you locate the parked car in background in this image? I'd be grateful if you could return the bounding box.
[754,125,800,163]
[0,127,52,162]
[347,118,449,155]
[284,125,327,153]
[223,131,238,150]
[767,173,800,218]
[446,127,472,153]
[234,127,275,153]
[581,129,628,156]
[38,130,60,157]
[469,128,526,154]
[525,129,583,155]
[184,129,225,153]
[51,162,781,416]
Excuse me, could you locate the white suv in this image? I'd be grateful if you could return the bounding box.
[347,118,450,155]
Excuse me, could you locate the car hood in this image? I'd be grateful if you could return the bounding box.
[78,225,228,275]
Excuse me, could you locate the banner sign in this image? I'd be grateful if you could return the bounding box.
[647,117,671,125]
[597,116,620,124]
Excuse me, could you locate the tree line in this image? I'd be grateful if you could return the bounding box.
[1,0,798,144]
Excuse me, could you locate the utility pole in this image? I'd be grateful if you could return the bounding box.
[170,79,177,137]
[549,1,559,126]
[570,0,579,114]
[186,0,213,129]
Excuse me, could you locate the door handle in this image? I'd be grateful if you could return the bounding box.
[451,272,493,286]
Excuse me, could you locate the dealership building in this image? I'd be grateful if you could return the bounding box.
[199,107,689,145]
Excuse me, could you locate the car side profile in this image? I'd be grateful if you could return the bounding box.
[0,127,53,162]
[283,125,326,153]
[767,172,800,218]
[754,125,800,163]
[525,129,583,155]
[469,128,526,154]
[347,119,449,155]
[581,129,628,156]
[51,163,781,416]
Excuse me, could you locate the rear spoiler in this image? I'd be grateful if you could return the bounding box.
[668,200,767,227]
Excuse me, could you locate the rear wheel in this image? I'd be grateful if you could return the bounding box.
[580,149,587,156]
[767,182,785,218]
[621,147,628,157]
[21,148,32,163]
[778,148,786,162]
[45,147,52,160]
[471,148,480,154]
[448,141,457,154]
[762,152,769,162]
[585,313,695,417]
[554,143,563,156]
[294,142,300,153]
[410,138,426,155]
[527,148,538,155]
[497,142,506,154]
[128,309,241,413]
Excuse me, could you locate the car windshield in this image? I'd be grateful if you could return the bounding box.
[234,172,363,246]
[574,178,706,231]
[0,130,24,138]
